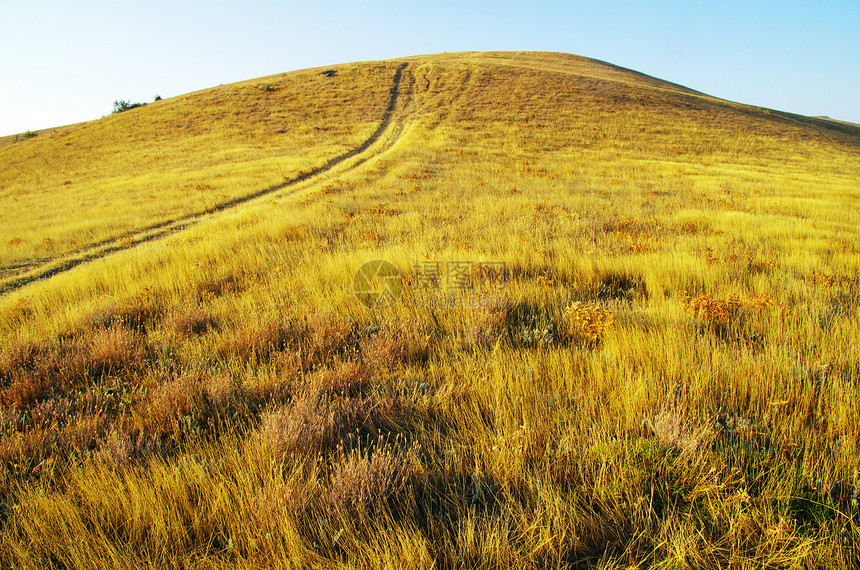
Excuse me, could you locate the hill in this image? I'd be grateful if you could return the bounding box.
[0,52,859,568]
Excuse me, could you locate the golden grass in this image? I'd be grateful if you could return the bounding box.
[0,51,859,568]
[0,61,401,279]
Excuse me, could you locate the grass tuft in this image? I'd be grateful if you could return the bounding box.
[325,444,417,518]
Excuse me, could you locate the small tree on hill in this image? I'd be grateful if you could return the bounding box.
[112,100,146,114]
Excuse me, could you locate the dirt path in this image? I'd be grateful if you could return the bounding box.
[0,63,413,297]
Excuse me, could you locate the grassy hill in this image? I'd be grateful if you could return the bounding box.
[0,61,401,288]
[1,51,859,568]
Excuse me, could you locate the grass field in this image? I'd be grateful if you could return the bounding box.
[1,51,859,568]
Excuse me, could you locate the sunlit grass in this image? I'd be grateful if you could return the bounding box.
[0,51,859,568]
[0,62,401,276]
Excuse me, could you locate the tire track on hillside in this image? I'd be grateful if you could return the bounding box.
[342,68,415,171]
[0,63,412,297]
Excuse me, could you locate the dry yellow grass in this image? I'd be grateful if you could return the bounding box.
[0,61,401,283]
[0,51,859,568]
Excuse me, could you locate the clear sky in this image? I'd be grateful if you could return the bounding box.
[1,0,859,136]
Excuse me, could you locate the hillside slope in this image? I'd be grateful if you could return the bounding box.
[0,61,402,285]
[2,51,858,291]
[1,52,859,568]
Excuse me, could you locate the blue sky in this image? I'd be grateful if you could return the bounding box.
[1,0,858,135]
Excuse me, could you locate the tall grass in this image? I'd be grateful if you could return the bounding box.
[0,51,858,568]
